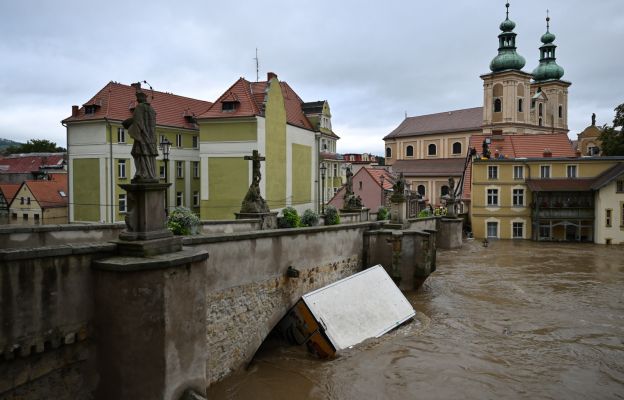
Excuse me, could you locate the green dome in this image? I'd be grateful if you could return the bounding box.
[500,18,516,32]
[541,30,556,44]
[490,51,526,72]
[532,61,564,81]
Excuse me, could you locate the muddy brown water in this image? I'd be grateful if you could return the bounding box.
[207,240,624,399]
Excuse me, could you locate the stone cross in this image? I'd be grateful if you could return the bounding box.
[244,150,265,186]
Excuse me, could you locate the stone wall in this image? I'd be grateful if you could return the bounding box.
[0,223,124,249]
[200,219,261,235]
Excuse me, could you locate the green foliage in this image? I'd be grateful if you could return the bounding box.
[167,207,200,235]
[279,207,300,228]
[598,126,624,156]
[613,103,624,128]
[418,209,432,218]
[324,205,340,225]
[434,207,448,217]
[300,209,319,227]
[5,139,65,154]
[376,206,389,221]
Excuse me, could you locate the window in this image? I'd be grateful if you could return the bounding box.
[588,145,600,156]
[58,191,66,197]
[176,134,182,148]
[540,165,551,178]
[487,221,498,238]
[513,166,524,180]
[192,135,198,149]
[494,98,502,113]
[615,180,624,193]
[539,117,543,127]
[23,213,28,220]
[386,147,392,158]
[512,222,524,238]
[567,165,577,178]
[34,214,39,221]
[176,161,184,178]
[27,197,31,205]
[193,191,199,207]
[606,209,612,227]
[558,105,563,118]
[221,101,236,112]
[512,189,524,206]
[441,185,449,196]
[428,144,437,156]
[20,196,24,204]
[193,161,200,178]
[518,99,523,113]
[118,160,126,178]
[176,192,183,207]
[417,185,426,197]
[621,203,624,227]
[538,103,543,117]
[487,188,499,206]
[12,213,17,219]
[359,181,362,190]
[452,142,462,155]
[160,135,166,145]
[406,145,414,157]
[333,164,337,177]
[159,165,166,179]
[488,165,498,180]
[119,194,127,213]
[117,127,126,143]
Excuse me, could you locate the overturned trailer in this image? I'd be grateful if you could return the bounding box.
[277,265,416,358]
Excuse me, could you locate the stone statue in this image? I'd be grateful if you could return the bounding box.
[123,89,158,182]
[591,113,596,126]
[240,150,270,213]
[448,177,456,201]
[345,166,354,195]
[446,177,458,218]
[482,139,491,159]
[393,172,406,196]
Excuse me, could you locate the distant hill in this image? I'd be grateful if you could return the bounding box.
[0,138,23,153]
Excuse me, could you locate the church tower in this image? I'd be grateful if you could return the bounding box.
[529,13,571,133]
[481,2,534,135]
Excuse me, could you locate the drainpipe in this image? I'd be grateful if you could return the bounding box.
[315,132,321,214]
[106,118,113,223]
[62,121,70,223]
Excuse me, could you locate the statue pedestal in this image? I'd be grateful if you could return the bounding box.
[235,212,278,230]
[389,196,409,228]
[118,182,182,256]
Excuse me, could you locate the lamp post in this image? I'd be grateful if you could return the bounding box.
[320,163,327,214]
[159,137,171,215]
[380,174,385,207]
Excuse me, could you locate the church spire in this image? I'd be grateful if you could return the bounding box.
[490,2,526,72]
[532,11,565,81]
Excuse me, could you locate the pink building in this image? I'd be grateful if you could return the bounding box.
[328,167,394,211]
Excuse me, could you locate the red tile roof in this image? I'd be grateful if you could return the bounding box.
[22,176,68,208]
[364,168,395,190]
[384,107,483,139]
[63,82,212,130]
[469,133,576,159]
[0,153,65,174]
[392,158,466,177]
[198,76,315,131]
[526,179,596,192]
[0,184,20,203]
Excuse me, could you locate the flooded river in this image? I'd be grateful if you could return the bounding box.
[208,240,624,399]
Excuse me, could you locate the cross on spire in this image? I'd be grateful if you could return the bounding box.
[505,2,510,19]
[546,9,550,30]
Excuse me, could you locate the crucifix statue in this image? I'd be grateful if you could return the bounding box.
[240,150,270,213]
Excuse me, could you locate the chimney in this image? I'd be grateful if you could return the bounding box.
[72,105,79,117]
[131,82,142,90]
[267,72,277,81]
[575,149,582,158]
[543,148,552,158]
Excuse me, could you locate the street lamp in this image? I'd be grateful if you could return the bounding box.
[320,163,327,214]
[159,137,172,215]
[380,174,385,207]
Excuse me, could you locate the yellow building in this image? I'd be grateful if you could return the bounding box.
[8,176,68,225]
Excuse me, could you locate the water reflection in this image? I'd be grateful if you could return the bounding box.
[208,240,624,399]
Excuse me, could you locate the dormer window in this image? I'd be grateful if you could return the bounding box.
[85,105,98,114]
[222,101,237,112]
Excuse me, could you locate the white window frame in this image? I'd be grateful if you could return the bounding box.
[427,143,437,156]
[119,193,127,213]
[193,191,200,207]
[512,221,524,239]
[513,165,524,180]
[176,133,183,148]
[486,219,499,238]
[488,165,499,180]
[540,165,551,179]
[159,165,166,179]
[193,161,200,178]
[566,164,578,178]
[176,192,183,207]
[452,141,462,155]
[176,161,184,179]
[512,188,525,207]
[118,159,126,179]
[192,135,198,149]
[486,187,499,207]
[117,127,126,143]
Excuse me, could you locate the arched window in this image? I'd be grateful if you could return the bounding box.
[518,98,523,113]
[538,103,543,117]
[417,185,426,197]
[428,144,437,156]
[386,147,392,158]
[406,145,414,157]
[441,185,449,196]
[558,105,563,118]
[452,142,462,155]
[494,98,502,113]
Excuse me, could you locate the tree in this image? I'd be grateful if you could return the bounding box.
[4,139,65,154]
[598,103,624,156]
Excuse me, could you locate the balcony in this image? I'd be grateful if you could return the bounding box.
[535,207,594,220]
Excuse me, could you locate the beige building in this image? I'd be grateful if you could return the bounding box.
[593,164,624,244]
[9,176,68,225]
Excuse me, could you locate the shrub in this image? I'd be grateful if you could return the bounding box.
[434,207,447,217]
[167,206,200,235]
[301,209,319,227]
[377,206,389,221]
[279,207,300,228]
[324,205,340,225]
[418,209,432,218]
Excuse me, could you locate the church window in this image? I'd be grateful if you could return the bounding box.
[428,144,437,156]
[538,103,543,117]
[417,185,426,197]
[406,145,414,157]
[452,142,462,155]
[539,118,543,126]
[518,99,523,113]
[558,105,563,118]
[386,147,392,158]
[494,98,502,113]
[441,185,449,196]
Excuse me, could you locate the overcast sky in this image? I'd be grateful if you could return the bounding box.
[1,0,622,154]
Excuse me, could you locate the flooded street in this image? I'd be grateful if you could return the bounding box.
[208,240,624,399]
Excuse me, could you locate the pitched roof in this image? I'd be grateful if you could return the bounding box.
[198,76,315,131]
[591,162,624,190]
[364,168,395,190]
[22,176,68,208]
[469,133,576,158]
[0,184,20,203]
[526,179,596,192]
[384,107,483,140]
[0,153,65,174]
[63,82,212,130]
[391,158,465,177]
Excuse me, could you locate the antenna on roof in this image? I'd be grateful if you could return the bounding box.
[253,48,260,82]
